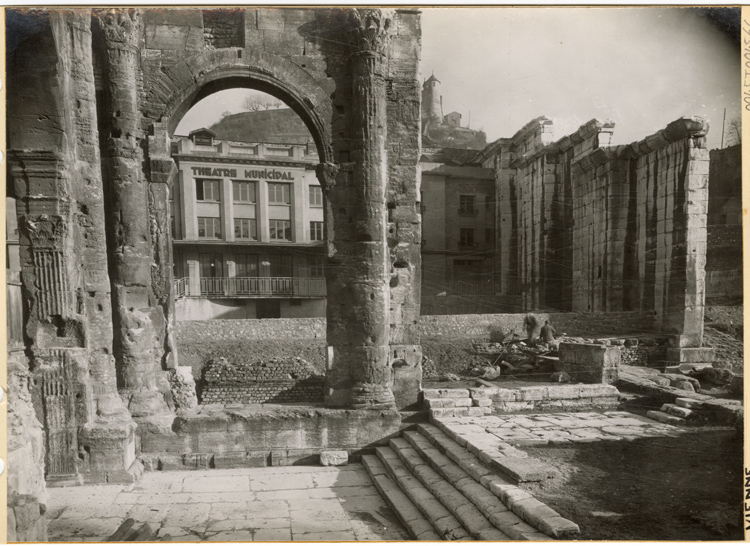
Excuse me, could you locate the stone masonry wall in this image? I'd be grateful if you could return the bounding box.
[480,117,710,346]
[177,311,653,343]
[200,357,324,404]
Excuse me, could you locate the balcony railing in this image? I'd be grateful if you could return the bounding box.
[458,208,478,216]
[174,277,187,298]
[175,277,326,298]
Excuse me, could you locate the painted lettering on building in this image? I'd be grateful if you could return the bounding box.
[190,166,295,180]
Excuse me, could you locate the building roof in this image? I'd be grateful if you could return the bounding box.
[421,147,481,166]
[424,74,440,85]
[189,127,217,137]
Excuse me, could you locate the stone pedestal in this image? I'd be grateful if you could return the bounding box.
[663,346,716,373]
[558,343,621,384]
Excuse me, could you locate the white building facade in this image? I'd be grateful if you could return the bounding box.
[171,129,326,319]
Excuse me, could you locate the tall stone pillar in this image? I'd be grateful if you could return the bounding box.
[7,8,137,484]
[94,9,174,419]
[322,9,396,409]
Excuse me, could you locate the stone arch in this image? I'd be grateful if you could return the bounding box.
[144,49,335,165]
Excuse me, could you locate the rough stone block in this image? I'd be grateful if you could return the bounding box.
[425,398,455,409]
[422,388,471,399]
[665,347,715,363]
[320,450,349,466]
[646,410,684,426]
[559,343,621,384]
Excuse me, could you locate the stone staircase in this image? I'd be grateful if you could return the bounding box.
[646,397,710,426]
[363,423,579,541]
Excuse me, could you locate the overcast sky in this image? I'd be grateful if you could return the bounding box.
[177,7,740,151]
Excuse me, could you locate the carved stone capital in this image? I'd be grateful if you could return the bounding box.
[348,8,394,54]
[94,8,140,45]
[315,162,340,191]
[20,215,67,249]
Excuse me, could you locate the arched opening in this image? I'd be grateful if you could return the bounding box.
[166,83,330,406]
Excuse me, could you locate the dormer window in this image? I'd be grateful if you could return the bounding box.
[189,128,217,147]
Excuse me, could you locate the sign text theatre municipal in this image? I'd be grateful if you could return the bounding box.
[191,166,295,180]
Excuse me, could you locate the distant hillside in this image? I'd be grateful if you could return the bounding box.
[209,108,314,144]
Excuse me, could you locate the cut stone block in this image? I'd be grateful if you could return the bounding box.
[675,397,704,409]
[660,403,692,419]
[665,347,716,363]
[646,410,684,426]
[558,343,621,384]
[491,457,557,483]
[320,450,349,466]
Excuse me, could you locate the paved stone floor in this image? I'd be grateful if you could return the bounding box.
[436,410,684,448]
[46,464,410,542]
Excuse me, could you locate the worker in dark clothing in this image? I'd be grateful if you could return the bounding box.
[540,320,556,344]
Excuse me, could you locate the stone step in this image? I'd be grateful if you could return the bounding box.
[646,410,685,426]
[664,363,713,374]
[387,438,511,541]
[660,403,693,419]
[415,423,579,539]
[675,397,704,409]
[374,447,471,540]
[430,418,558,483]
[403,430,576,540]
[361,455,441,541]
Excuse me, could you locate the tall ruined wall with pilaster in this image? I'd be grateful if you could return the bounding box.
[7,9,138,486]
[482,117,709,346]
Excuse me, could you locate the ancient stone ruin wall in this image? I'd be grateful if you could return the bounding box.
[7,7,423,487]
[482,117,710,347]
[7,9,138,486]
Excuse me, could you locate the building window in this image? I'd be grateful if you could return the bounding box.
[233,181,256,203]
[199,253,223,277]
[268,183,291,204]
[234,218,257,240]
[459,228,475,248]
[310,221,324,241]
[270,220,292,241]
[309,186,323,207]
[485,228,493,246]
[198,217,222,238]
[235,254,259,277]
[310,255,325,277]
[196,179,220,202]
[269,254,293,277]
[459,195,476,215]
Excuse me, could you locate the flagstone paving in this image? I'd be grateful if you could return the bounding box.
[435,410,684,449]
[46,464,410,542]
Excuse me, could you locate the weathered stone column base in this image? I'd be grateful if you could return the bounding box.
[124,389,174,420]
[663,347,716,373]
[351,383,396,409]
[77,421,140,484]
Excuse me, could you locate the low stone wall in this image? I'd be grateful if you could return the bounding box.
[176,311,654,344]
[177,318,326,342]
[138,406,404,470]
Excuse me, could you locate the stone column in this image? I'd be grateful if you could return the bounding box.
[94,9,173,419]
[320,8,396,409]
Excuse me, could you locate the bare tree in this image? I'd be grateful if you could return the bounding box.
[242,95,284,112]
[725,117,741,147]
